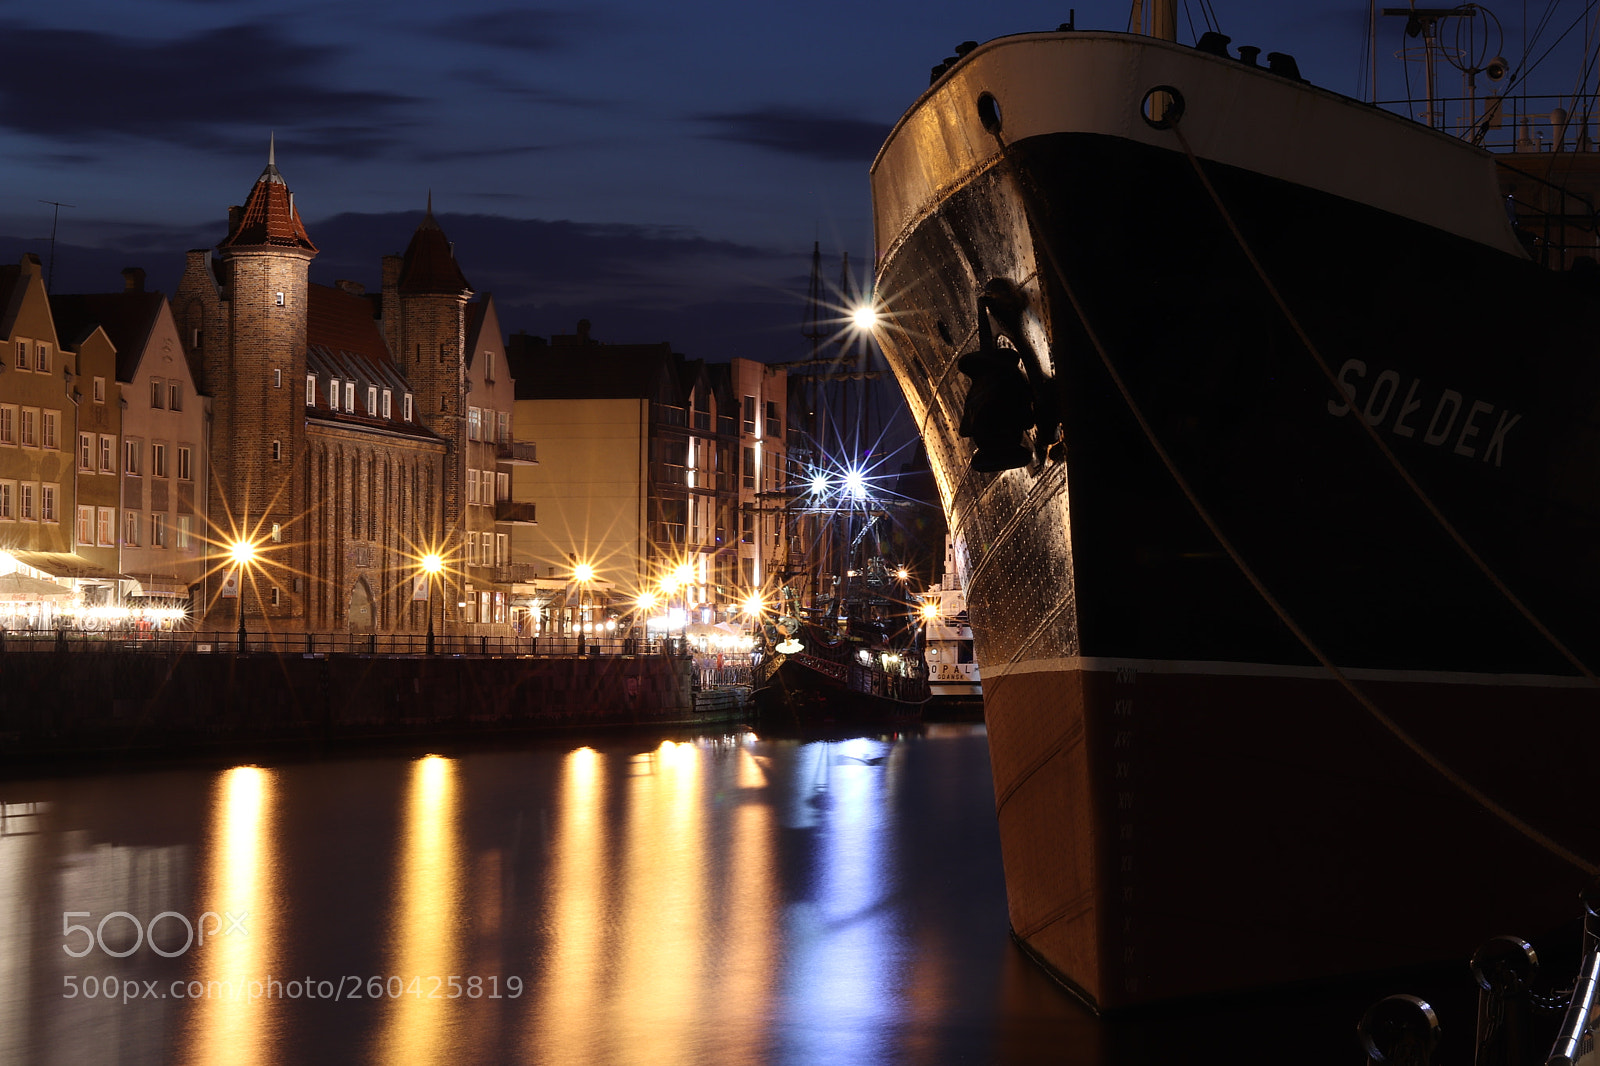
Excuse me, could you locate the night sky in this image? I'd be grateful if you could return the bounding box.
[0,2,1571,362]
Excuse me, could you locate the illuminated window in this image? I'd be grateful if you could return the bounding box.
[76,506,92,545]
[97,507,114,546]
[176,515,192,550]
[40,483,56,523]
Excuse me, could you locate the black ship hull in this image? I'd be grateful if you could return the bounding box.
[871,30,1600,1009]
[752,635,927,728]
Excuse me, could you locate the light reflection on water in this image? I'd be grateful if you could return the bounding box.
[373,755,461,1065]
[185,766,276,1066]
[10,724,1108,1064]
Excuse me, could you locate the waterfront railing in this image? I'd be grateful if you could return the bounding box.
[0,629,750,671]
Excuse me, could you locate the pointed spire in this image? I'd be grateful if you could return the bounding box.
[221,138,316,252]
[398,192,469,294]
[257,132,285,186]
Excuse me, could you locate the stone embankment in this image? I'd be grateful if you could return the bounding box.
[0,649,712,761]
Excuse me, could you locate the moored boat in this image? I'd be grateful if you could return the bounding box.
[869,3,1600,1010]
[919,535,982,708]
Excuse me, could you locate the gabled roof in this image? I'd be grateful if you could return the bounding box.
[219,144,317,253]
[397,201,471,295]
[307,283,389,364]
[49,292,165,381]
[304,283,435,440]
[0,265,26,340]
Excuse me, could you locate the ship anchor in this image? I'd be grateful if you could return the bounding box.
[956,280,1060,471]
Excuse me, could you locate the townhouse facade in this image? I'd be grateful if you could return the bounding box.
[506,326,785,634]
[173,151,518,635]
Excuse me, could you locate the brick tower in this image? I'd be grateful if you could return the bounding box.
[177,141,316,628]
[383,198,472,604]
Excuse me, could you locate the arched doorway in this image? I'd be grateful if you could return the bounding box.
[348,577,375,632]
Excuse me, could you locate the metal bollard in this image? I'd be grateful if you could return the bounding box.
[1358,994,1440,1065]
[1471,935,1539,1066]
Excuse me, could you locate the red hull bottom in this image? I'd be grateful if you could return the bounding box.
[982,658,1600,1009]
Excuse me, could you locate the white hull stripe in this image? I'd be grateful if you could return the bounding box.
[983,655,1597,689]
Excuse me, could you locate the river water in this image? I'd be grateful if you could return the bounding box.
[0,724,1490,1064]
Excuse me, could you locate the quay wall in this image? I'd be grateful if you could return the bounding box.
[0,650,698,759]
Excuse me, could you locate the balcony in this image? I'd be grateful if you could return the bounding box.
[495,440,538,464]
[491,562,542,585]
[495,501,538,524]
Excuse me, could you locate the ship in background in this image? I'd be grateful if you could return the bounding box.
[869,1,1600,1010]
[919,535,982,709]
[751,246,930,726]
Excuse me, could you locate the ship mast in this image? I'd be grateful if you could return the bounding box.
[1127,0,1177,40]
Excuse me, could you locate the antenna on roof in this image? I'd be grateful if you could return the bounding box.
[37,200,74,291]
[269,131,276,167]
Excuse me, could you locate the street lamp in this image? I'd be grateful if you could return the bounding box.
[228,539,255,652]
[420,552,444,655]
[572,562,595,651]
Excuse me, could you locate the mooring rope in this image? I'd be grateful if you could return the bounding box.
[973,121,1600,877]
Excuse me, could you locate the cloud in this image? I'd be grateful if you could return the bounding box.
[0,210,824,363]
[0,20,413,154]
[697,106,891,162]
[431,8,590,52]
[412,143,555,163]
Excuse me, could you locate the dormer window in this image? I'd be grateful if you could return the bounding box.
[381,389,392,418]
[403,394,413,422]
[306,374,316,406]
[329,379,339,408]
[367,386,377,414]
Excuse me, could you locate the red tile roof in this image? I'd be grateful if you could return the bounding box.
[219,162,317,253]
[306,283,388,364]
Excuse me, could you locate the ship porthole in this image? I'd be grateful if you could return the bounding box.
[976,92,1003,134]
[1140,85,1185,129]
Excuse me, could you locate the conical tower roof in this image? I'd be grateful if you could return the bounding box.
[219,136,318,253]
[397,195,471,294]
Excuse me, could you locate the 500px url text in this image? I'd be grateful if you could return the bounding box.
[63,975,524,1003]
